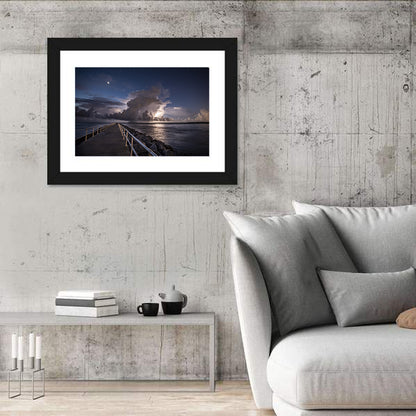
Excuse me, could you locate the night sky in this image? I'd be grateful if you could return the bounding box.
[75,67,209,122]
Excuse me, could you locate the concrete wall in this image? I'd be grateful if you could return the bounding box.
[0,1,414,380]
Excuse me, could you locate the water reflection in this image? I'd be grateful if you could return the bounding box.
[126,122,209,156]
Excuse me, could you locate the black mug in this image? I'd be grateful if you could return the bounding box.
[137,303,159,316]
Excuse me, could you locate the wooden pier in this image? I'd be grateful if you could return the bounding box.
[75,123,158,157]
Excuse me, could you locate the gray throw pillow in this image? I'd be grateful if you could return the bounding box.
[224,210,357,336]
[293,201,416,273]
[318,268,416,327]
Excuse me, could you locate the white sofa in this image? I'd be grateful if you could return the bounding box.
[227,202,416,415]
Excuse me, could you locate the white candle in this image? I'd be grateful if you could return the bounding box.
[11,334,17,358]
[17,336,23,360]
[35,335,42,359]
[29,333,35,358]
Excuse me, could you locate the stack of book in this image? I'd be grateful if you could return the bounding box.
[55,290,118,317]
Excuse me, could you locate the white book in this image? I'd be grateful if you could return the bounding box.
[55,298,116,307]
[57,290,116,300]
[55,304,119,317]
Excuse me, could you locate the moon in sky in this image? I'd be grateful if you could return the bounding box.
[106,81,110,85]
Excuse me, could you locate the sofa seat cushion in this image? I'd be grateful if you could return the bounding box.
[274,397,416,416]
[267,324,416,410]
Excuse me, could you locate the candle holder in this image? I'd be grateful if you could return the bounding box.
[7,366,45,400]
[7,369,21,399]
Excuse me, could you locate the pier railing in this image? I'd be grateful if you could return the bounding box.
[86,123,115,140]
[117,124,158,157]
[75,123,116,145]
[79,123,116,144]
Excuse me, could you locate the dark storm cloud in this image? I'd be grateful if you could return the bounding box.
[76,97,124,108]
[75,86,171,121]
[75,85,208,122]
[75,97,125,119]
[113,85,170,121]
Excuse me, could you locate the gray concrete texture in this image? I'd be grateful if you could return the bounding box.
[0,1,414,380]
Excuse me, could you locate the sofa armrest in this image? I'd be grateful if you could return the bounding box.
[230,236,273,409]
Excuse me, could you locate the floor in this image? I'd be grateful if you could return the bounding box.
[0,380,275,416]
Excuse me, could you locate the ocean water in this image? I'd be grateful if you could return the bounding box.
[125,122,209,156]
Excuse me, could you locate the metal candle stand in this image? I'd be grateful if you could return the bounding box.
[8,358,45,400]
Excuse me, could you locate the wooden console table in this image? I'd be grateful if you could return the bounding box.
[0,312,216,392]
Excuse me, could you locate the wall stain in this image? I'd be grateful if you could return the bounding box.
[376,145,397,178]
[409,149,416,165]
[369,125,382,134]
[92,208,108,216]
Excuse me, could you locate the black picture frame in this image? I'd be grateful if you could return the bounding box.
[47,38,237,185]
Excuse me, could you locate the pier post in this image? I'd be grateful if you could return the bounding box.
[123,128,127,147]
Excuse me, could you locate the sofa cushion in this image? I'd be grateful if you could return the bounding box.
[274,397,416,416]
[223,210,356,336]
[268,324,416,409]
[318,267,416,327]
[293,201,416,273]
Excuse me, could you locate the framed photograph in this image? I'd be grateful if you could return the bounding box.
[47,38,237,185]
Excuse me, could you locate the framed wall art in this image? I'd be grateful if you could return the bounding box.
[47,38,237,185]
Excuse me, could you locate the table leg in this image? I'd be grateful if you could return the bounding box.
[209,321,215,392]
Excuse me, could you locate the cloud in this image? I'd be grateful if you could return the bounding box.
[77,97,118,104]
[75,86,209,123]
[113,85,171,121]
[164,106,209,122]
[75,107,95,118]
[190,109,209,122]
[163,106,189,119]
[76,97,125,119]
